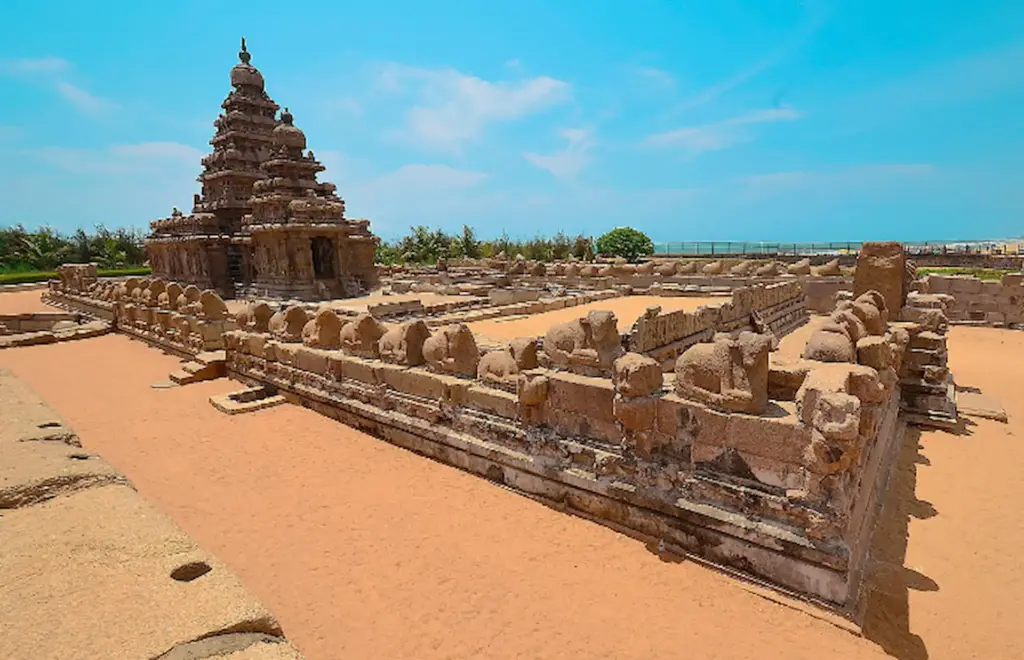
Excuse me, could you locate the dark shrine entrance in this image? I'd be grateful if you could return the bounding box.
[311,236,336,278]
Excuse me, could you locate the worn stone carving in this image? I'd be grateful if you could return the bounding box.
[787,258,811,275]
[268,305,309,342]
[612,352,663,398]
[803,319,857,363]
[177,285,202,313]
[702,261,723,275]
[199,290,229,321]
[301,308,344,348]
[478,337,539,388]
[339,313,386,358]
[543,310,624,373]
[854,241,907,315]
[812,259,841,277]
[674,331,771,414]
[423,324,480,376]
[378,320,431,366]
[236,301,274,332]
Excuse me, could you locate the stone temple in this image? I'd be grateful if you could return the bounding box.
[146,39,379,300]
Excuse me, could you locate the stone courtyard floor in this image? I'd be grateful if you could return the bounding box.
[1,289,1021,659]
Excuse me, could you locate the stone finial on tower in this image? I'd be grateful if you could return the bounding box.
[239,37,251,64]
[281,107,293,125]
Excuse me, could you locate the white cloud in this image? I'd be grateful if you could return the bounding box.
[377,63,571,152]
[644,106,803,152]
[55,81,120,117]
[0,57,70,75]
[523,127,594,179]
[505,58,522,71]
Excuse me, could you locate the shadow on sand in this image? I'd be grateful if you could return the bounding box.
[859,426,940,659]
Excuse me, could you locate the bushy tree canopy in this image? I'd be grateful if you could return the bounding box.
[595,226,654,262]
[374,226,597,265]
[0,224,147,273]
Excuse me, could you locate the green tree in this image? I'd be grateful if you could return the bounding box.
[595,227,654,262]
[551,231,572,261]
[457,225,482,259]
[572,234,595,261]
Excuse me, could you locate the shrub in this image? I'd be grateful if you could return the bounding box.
[595,227,654,262]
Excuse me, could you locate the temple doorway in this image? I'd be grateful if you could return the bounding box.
[311,237,336,279]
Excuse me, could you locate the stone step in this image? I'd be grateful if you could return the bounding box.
[195,350,227,365]
[168,369,197,385]
[182,361,206,375]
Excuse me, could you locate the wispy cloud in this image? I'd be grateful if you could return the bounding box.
[35,141,202,175]
[644,106,803,152]
[671,3,829,113]
[523,127,594,179]
[2,56,118,119]
[847,41,1024,111]
[323,97,363,119]
[55,81,120,118]
[630,65,675,89]
[738,163,937,194]
[0,57,69,75]
[377,63,570,152]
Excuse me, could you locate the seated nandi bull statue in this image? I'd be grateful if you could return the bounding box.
[339,313,387,358]
[477,337,539,388]
[268,305,309,343]
[378,319,431,366]
[423,323,480,376]
[302,308,345,349]
[543,310,623,374]
[199,290,229,321]
[235,301,274,333]
[674,330,771,414]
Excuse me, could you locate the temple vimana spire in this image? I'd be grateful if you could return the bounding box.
[146,38,379,299]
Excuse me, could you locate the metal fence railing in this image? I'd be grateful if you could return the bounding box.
[652,240,1024,257]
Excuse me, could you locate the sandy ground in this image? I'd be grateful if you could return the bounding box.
[325,291,472,313]
[1,288,1021,659]
[0,288,53,314]
[468,295,725,341]
[775,314,826,359]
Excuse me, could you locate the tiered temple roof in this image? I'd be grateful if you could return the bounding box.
[145,39,378,299]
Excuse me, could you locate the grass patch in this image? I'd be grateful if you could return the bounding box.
[916,267,1014,281]
[0,266,151,286]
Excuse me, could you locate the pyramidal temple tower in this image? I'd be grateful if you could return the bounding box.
[146,39,378,299]
[238,108,378,299]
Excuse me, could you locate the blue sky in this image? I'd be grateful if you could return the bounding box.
[1,0,1023,243]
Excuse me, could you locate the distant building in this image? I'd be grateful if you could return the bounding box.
[146,39,378,300]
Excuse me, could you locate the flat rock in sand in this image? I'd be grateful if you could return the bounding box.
[957,390,1009,423]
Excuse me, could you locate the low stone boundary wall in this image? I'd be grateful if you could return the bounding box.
[628,282,808,369]
[0,312,110,349]
[919,273,1024,325]
[0,369,305,660]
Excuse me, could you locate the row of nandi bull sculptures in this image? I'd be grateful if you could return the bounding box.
[388,254,847,279]
[49,275,233,353]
